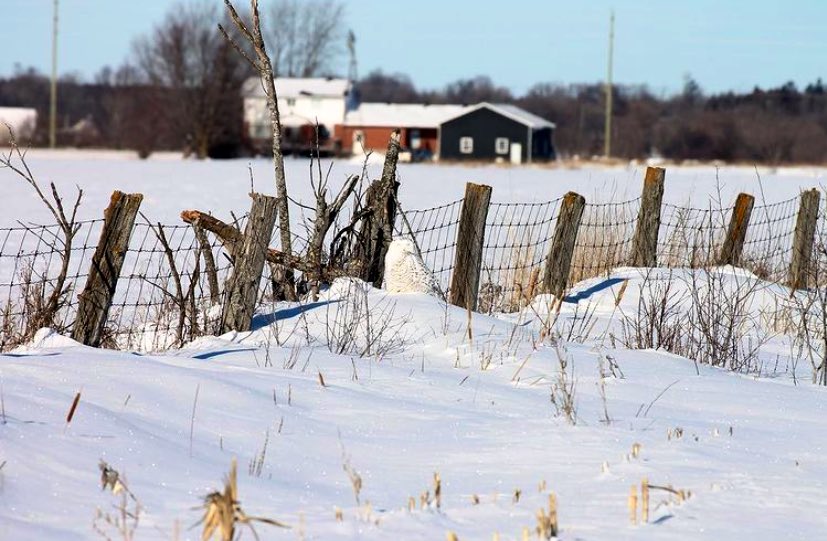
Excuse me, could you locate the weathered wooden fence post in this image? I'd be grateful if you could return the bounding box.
[220,193,279,333]
[543,191,586,298]
[630,166,666,267]
[788,188,821,289]
[718,193,755,266]
[72,191,143,347]
[450,182,492,311]
[361,130,401,286]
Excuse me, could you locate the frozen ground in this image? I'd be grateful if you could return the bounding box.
[2,269,826,540]
[1,152,827,540]
[1,149,826,226]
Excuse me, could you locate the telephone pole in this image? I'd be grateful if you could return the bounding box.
[50,0,59,148]
[603,10,614,159]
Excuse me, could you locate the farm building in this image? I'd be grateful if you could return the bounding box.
[438,103,556,163]
[338,103,468,160]
[242,77,355,155]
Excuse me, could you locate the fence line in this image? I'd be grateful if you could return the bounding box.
[1,181,824,351]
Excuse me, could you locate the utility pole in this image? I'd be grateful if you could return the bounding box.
[603,10,614,159]
[50,0,59,148]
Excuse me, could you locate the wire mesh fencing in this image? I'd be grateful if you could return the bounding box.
[2,187,824,351]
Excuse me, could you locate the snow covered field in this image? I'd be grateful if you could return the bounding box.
[2,152,827,540]
[2,150,826,225]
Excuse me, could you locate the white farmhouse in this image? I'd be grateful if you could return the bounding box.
[242,77,353,155]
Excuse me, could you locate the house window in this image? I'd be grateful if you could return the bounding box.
[495,137,509,155]
[286,97,296,107]
[459,136,474,154]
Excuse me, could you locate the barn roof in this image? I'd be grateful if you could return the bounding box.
[242,77,351,98]
[344,103,469,129]
[441,102,556,129]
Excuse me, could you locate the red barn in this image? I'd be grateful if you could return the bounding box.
[337,103,469,160]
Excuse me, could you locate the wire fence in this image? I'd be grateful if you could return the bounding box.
[0,189,822,351]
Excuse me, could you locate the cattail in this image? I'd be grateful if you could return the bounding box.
[66,391,81,425]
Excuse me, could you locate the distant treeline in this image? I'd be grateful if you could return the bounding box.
[2,65,827,164]
[359,72,827,164]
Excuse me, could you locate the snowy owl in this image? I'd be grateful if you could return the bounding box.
[384,238,439,295]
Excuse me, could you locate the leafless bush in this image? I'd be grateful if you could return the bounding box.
[1,126,82,346]
[323,279,411,359]
[621,269,686,351]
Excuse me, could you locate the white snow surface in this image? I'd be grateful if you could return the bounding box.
[2,153,827,540]
[2,268,827,540]
[1,150,826,226]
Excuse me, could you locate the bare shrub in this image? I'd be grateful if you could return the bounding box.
[1,127,83,346]
[621,269,686,351]
[323,279,411,359]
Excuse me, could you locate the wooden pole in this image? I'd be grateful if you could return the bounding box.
[72,191,143,347]
[450,182,492,311]
[603,10,614,159]
[49,0,59,149]
[220,193,279,333]
[718,193,755,266]
[630,167,666,267]
[788,188,821,290]
[543,191,586,298]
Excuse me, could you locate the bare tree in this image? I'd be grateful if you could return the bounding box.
[220,0,296,300]
[132,0,252,158]
[265,0,346,77]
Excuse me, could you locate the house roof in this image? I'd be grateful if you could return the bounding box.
[344,103,469,129]
[441,102,556,129]
[242,77,351,98]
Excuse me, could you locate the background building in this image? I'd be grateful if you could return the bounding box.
[439,103,556,163]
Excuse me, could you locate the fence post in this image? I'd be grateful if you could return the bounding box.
[72,191,143,347]
[450,182,492,311]
[718,193,755,266]
[220,193,279,333]
[630,166,665,267]
[788,188,821,290]
[543,191,586,298]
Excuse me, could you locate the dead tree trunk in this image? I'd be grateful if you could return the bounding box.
[72,191,143,347]
[220,0,295,301]
[718,193,755,266]
[630,166,666,267]
[220,193,279,333]
[543,191,586,298]
[450,182,492,311]
[788,188,821,290]
[349,130,401,286]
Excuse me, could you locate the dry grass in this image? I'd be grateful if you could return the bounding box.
[199,458,289,541]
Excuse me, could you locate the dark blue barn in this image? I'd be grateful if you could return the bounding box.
[438,103,556,163]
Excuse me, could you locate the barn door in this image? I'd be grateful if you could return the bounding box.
[510,143,522,165]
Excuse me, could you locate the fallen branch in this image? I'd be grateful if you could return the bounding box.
[181,210,345,281]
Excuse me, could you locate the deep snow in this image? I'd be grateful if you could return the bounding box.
[1,152,826,540]
[2,268,826,540]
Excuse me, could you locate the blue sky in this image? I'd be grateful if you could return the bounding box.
[3,0,825,96]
